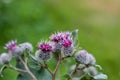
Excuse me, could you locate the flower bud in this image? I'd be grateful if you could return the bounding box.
[61,46,74,57]
[4,40,17,51]
[75,50,90,64]
[19,42,33,52]
[0,53,12,64]
[61,39,74,56]
[87,54,96,65]
[75,50,96,65]
[35,50,51,61]
[4,40,23,57]
[9,46,23,57]
[50,32,71,43]
[50,32,71,51]
[83,66,98,76]
[36,41,54,61]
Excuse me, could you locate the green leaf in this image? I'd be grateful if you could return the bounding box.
[72,29,79,46]
[95,65,102,70]
[63,74,71,78]
[93,73,108,80]
[28,54,38,63]
[72,78,80,80]
[16,56,52,80]
[0,65,7,77]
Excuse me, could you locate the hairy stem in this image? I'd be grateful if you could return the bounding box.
[67,64,79,80]
[19,57,37,80]
[8,64,27,73]
[52,53,62,80]
[39,62,53,75]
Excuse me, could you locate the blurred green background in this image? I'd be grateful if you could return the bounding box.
[0,0,120,80]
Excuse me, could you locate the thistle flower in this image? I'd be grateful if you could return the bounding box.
[50,32,72,51]
[61,39,74,56]
[19,42,33,52]
[4,40,23,57]
[50,32,71,43]
[0,53,12,64]
[4,40,17,51]
[75,50,96,65]
[62,39,72,47]
[35,41,54,61]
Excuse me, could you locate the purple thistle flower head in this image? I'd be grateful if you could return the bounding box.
[4,40,17,51]
[62,39,72,47]
[60,32,71,40]
[50,34,61,42]
[38,41,54,52]
[50,32,71,43]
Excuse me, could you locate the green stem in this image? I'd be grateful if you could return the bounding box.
[19,57,37,80]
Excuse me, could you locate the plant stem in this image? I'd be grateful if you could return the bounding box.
[52,53,62,80]
[61,56,71,60]
[39,62,53,75]
[19,57,37,80]
[67,64,79,80]
[8,64,27,73]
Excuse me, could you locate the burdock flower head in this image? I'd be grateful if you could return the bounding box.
[35,41,54,61]
[61,38,74,56]
[75,50,96,65]
[4,40,22,57]
[50,31,72,51]
[50,32,71,42]
[4,40,17,51]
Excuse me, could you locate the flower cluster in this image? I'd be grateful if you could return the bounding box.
[35,31,75,61]
[0,30,108,80]
[0,40,33,64]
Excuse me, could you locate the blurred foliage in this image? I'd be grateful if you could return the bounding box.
[0,0,120,80]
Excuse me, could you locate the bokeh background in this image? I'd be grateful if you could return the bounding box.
[0,0,120,80]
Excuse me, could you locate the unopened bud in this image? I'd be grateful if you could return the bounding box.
[0,53,12,64]
[9,46,23,57]
[83,66,98,76]
[35,50,51,61]
[19,42,33,52]
[75,50,89,64]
